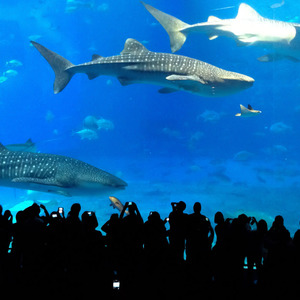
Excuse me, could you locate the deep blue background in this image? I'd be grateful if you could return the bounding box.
[0,0,300,233]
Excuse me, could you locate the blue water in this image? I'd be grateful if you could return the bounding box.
[1,0,300,234]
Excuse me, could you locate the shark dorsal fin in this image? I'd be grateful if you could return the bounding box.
[0,143,10,153]
[92,54,102,61]
[121,38,149,55]
[207,16,221,23]
[248,104,253,110]
[236,3,261,20]
[26,138,33,144]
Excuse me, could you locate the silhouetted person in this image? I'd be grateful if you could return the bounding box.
[143,211,169,263]
[119,202,144,296]
[168,201,188,263]
[264,215,292,297]
[81,211,108,297]
[65,203,83,291]
[119,202,144,258]
[102,213,122,270]
[247,218,268,284]
[186,202,214,264]
[66,203,82,232]
[0,209,12,257]
[212,211,230,289]
[0,209,12,283]
[143,211,170,298]
[185,202,214,293]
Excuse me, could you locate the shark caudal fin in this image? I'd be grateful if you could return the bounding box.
[141,2,189,52]
[31,41,74,94]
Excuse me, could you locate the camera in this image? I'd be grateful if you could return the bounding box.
[87,211,93,216]
[128,202,133,206]
[58,207,64,214]
[113,280,120,290]
[52,213,58,218]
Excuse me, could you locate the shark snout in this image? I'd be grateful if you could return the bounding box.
[241,74,255,84]
[111,177,128,189]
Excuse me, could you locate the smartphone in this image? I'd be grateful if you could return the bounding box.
[166,217,169,222]
[52,213,58,218]
[58,207,64,214]
[128,202,133,205]
[87,211,93,216]
[113,280,120,290]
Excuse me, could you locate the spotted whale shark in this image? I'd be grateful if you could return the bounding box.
[142,2,300,62]
[0,144,127,197]
[31,38,253,97]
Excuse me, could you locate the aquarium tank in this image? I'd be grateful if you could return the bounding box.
[0,0,300,235]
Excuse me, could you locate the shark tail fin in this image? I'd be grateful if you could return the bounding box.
[31,41,75,94]
[141,2,189,52]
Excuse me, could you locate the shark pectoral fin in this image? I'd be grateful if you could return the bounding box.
[257,54,280,62]
[235,113,242,117]
[258,54,300,62]
[158,87,178,94]
[87,73,100,80]
[118,77,134,86]
[166,74,207,85]
[48,190,72,197]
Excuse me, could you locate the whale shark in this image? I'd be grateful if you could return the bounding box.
[142,2,300,61]
[0,144,127,197]
[235,104,261,117]
[31,38,254,97]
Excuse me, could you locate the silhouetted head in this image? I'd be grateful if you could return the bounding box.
[3,210,11,220]
[257,219,268,234]
[82,211,98,229]
[238,213,249,225]
[293,230,300,248]
[214,211,224,224]
[110,213,119,222]
[176,201,186,213]
[148,211,160,222]
[274,215,284,227]
[70,203,81,217]
[193,202,202,214]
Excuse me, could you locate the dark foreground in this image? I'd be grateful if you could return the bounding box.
[0,201,299,300]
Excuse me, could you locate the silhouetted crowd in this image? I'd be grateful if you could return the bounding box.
[0,201,299,299]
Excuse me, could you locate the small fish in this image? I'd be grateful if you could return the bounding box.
[74,128,98,140]
[109,196,129,215]
[6,60,23,68]
[235,104,261,117]
[270,121,291,133]
[4,69,18,77]
[0,76,8,84]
